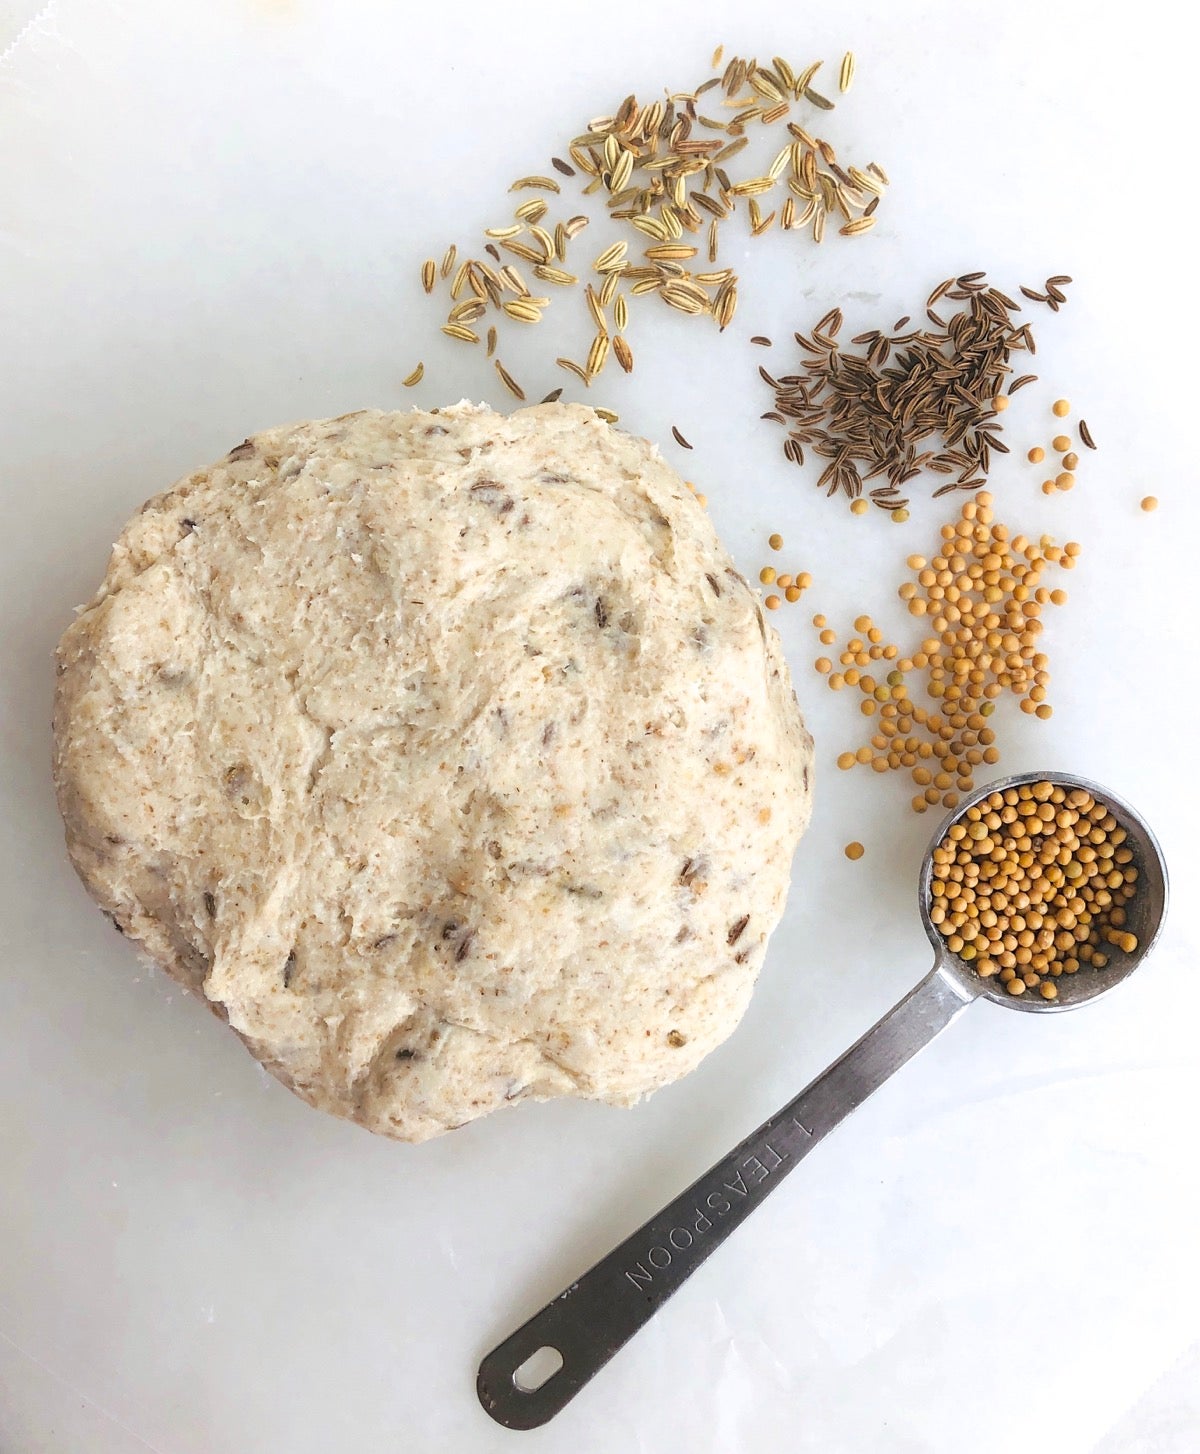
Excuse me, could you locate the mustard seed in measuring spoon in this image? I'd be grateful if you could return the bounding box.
[478,771,1168,1429]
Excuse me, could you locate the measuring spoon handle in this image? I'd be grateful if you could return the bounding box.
[477,963,978,1429]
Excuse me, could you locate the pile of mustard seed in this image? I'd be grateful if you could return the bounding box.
[930,780,1140,999]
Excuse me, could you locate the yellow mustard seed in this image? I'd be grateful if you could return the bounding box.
[1052,435,1072,453]
[759,567,776,585]
[1052,399,1070,417]
[1141,496,1158,512]
[823,492,1074,824]
[1062,452,1079,471]
[850,499,869,516]
[785,586,802,602]
[765,594,781,610]
[1055,472,1075,490]
[837,752,855,770]
[930,781,1139,985]
[768,533,784,551]
[844,841,865,861]
[776,574,793,590]
[1028,447,1045,464]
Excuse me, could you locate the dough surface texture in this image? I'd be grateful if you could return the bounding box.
[53,403,813,1140]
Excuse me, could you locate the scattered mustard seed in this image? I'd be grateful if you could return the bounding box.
[1052,399,1070,417]
[850,499,869,516]
[765,594,781,610]
[844,841,865,860]
[1140,496,1158,512]
[1028,446,1045,464]
[1052,434,1072,453]
[813,492,1076,815]
[768,532,784,551]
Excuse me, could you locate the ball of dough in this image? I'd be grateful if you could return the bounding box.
[53,403,813,1141]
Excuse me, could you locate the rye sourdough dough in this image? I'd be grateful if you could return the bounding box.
[53,403,814,1141]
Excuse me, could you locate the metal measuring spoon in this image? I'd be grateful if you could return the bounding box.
[477,771,1168,1429]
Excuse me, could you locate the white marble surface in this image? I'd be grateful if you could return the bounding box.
[2,1,1198,1450]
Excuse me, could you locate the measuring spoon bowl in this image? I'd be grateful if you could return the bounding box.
[922,771,1168,1013]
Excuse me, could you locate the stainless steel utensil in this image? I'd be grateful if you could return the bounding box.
[477,772,1168,1429]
